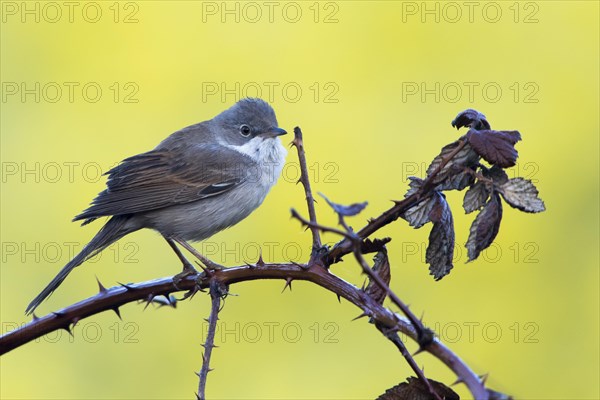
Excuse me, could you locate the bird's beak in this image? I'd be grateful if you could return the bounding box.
[261,127,287,138]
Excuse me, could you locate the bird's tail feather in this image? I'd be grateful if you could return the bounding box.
[25,216,137,315]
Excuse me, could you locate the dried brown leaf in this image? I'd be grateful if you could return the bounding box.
[498,178,545,213]
[365,249,391,305]
[402,195,437,229]
[466,192,503,261]
[404,176,424,197]
[463,181,490,214]
[436,168,475,191]
[426,193,455,280]
[377,376,459,400]
[466,129,522,168]
[451,109,490,131]
[426,140,480,186]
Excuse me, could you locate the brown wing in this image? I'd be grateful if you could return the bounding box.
[74,143,253,224]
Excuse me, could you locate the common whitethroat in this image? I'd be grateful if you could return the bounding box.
[26,98,287,315]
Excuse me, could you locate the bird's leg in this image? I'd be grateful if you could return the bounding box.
[172,237,225,271]
[165,237,198,272]
[164,237,200,288]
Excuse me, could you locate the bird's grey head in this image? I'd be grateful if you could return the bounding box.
[213,98,287,146]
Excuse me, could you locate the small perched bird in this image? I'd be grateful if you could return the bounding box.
[26,98,287,315]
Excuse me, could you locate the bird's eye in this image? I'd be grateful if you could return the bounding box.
[239,124,252,137]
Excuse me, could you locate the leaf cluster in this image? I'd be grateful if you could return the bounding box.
[401,109,545,279]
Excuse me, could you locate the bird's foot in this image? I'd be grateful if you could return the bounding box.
[196,258,225,271]
[172,261,199,289]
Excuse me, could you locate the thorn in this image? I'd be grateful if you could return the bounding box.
[289,136,302,148]
[96,276,107,293]
[195,393,201,400]
[412,347,425,357]
[61,325,73,337]
[351,312,368,321]
[195,371,201,377]
[71,317,80,329]
[111,307,122,320]
[290,260,309,270]
[479,373,489,385]
[143,294,156,310]
[336,294,341,303]
[451,376,464,386]
[207,368,214,373]
[118,282,136,291]
[281,277,293,293]
[420,310,425,322]
[32,313,39,322]
[244,261,255,269]
[256,251,265,267]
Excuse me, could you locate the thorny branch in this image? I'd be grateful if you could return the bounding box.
[197,281,226,400]
[1,109,541,399]
[291,127,322,260]
[0,264,486,398]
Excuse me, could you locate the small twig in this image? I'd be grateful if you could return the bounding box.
[291,127,322,256]
[379,326,442,400]
[291,208,351,239]
[197,280,226,400]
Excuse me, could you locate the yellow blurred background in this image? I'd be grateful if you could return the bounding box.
[1,1,598,399]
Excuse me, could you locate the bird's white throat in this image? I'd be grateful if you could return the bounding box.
[227,137,287,187]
